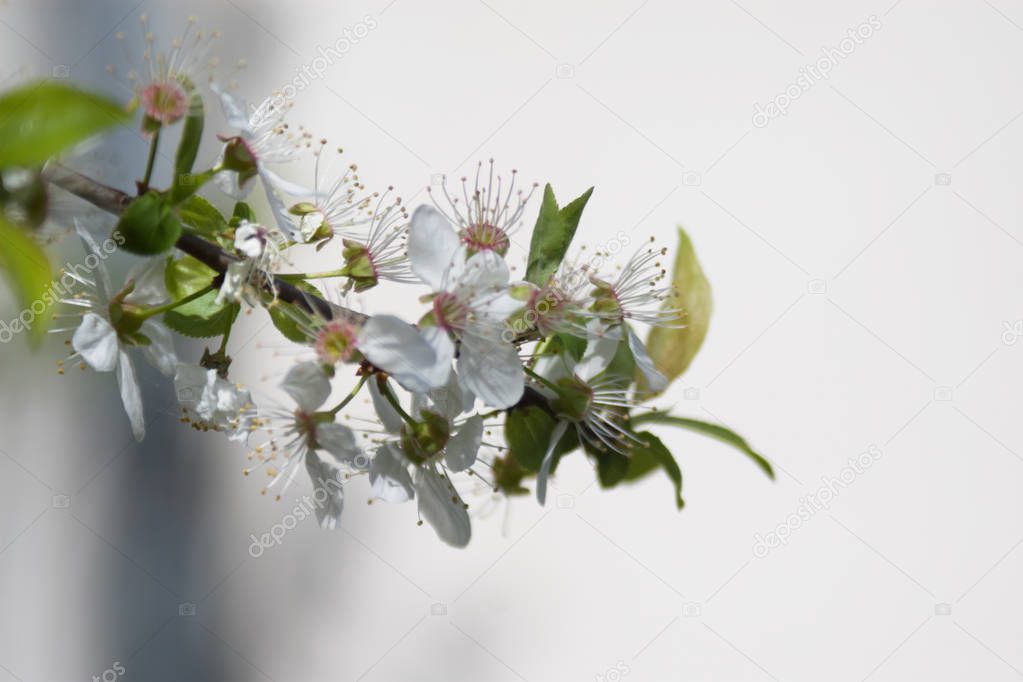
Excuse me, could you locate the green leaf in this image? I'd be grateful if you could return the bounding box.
[173,89,204,181]
[640,226,712,394]
[592,447,630,487]
[231,201,254,226]
[524,185,593,286]
[505,403,578,472]
[268,280,320,343]
[632,413,773,480]
[0,216,51,344]
[115,192,182,255]
[176,195,226,238]
[164,291,238,339]
[0,81,129,167]
[626,431,684,509]
[163,254,238,338]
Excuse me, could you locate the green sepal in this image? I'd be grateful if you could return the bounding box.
[114,192,182,255]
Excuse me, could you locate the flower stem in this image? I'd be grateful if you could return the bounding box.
[140,283,215,319]
[278,268,346,282]
[328,374,368,416]
[141,128,161,191]
[523,365,559,392]
[379,378,417,426]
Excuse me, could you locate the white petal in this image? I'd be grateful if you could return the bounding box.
[627,326,668,393]
[475,289,522,321]
[420,326,456,390]
[173,364,208,410]
[234,222,264,258]
[445,415,482,472]
[536,420,569,505]
[123,257,169,306]
[259,170,301,241]
[368,379,405,434]
[357,315,439,393]
[370,444,414,503]
[213,166,253,200]
[575,333,620,382]
[216,260,250,305]
[211,81,251,131]
[408,205,460,290]
[457,338,524,409]
[281,361,330,412]
[458,250,509,292]
[72,312,119,372]
[116,351,145,442]
[140,321,177,377]
[304,450,345,530]
[73,219,112,301]
[429,370,470,421]
[316,422,362,465]
[414,466,471,548]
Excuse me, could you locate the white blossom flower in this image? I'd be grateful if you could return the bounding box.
[215,220,284,305]
[295,148,371,242]
[533,331,647,504]
[174,363,256,442]
[110,15,219,127]
[248,361,364,529]
[282,307,444,395]
[58,221,177,441]
[585,238,680,327]
[408,204,524,408]
[211,83,312,240]
[427,160,537,256]
[335,191,416,292]
[366,374,481,547]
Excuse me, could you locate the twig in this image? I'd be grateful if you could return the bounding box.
[41,163,364,324]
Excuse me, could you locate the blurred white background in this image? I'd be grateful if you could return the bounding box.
[1,0,1023,680]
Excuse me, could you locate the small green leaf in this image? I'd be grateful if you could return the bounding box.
[115,192,182,255]
[505,403,578,472]
[0,216,51,344]
[524,185,593,286]
[173,89,204,181]
[592,446,630,487]
[231,201,254,226]
[626,431,684,509]
[0,81,130,167]
[163,254,237,338]
[267,280,320,343]
[176,195,226,238]
[632,413,773,480]
[641,226,712,394]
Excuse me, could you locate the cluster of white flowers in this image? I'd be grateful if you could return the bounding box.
[57,70,682,548]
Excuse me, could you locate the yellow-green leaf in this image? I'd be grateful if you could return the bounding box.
[0,81,130,167]
[0,216,51,344]
[640,226,712,394]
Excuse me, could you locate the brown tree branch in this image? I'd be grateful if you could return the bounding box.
[41,163,363,323]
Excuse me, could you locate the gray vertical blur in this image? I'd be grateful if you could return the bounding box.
[0,1,247,680]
